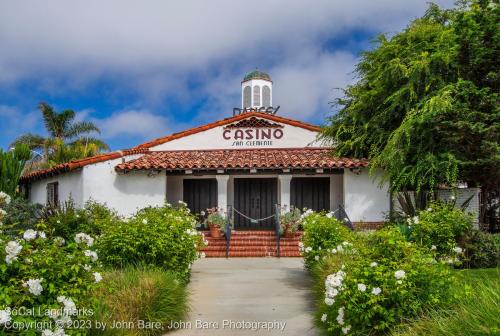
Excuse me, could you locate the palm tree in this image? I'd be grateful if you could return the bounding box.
[11,102,109,169]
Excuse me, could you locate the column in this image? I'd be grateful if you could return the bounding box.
[278,175,292,211]
[216,175,230,214]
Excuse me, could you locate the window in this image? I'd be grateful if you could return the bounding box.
[253,85,261,106]
[243,86,251,107]
[47,182,59,207]
[262,85,271,106]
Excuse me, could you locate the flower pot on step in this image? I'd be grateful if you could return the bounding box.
[208,223,222,238]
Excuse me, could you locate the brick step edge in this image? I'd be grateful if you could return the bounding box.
[201,246,300,252]
[204,252,302,257]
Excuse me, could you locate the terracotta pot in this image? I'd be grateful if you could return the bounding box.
[208,224,222,238]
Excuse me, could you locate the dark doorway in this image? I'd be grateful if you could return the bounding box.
[234,178,277,229]
[183,179,217,215]
[291,177,330,212]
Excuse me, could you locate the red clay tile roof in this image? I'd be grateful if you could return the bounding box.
[20,148,149,183]
[134,112,321,149]
[115,148,368,172]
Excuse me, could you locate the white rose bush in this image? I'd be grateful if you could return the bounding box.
[300,207,460,335]
[308,215,454,335]
[299,211,354,269]
[0,193,102,335]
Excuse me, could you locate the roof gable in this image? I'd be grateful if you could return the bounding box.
[135,112,321,149]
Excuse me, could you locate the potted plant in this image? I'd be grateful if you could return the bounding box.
[280,207,301,238]
[205,207,226,238]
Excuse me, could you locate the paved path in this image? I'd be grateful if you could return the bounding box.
[170,258,318,336]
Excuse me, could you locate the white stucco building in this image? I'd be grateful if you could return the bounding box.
[21,70,391,230]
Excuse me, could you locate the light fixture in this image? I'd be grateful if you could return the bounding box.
[250,168,257,173]
[185,169,193,175]
[315,168,324,174]
[217,169,224,174]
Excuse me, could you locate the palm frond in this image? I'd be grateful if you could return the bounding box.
[65,121,101,138]
[10,133,47,151]
[38,102,59,138]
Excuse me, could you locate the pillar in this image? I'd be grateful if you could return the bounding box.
[278,175,292,211]
[216,175,230,214]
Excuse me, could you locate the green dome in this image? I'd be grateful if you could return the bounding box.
[243,69,271,82]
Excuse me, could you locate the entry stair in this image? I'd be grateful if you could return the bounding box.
[200,230,302,257]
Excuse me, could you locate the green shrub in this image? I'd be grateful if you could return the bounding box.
[461,230,499,269]
[44,200,118,241]
[97,203,204,282]
[300,211,354,269]
[391,268,500,336]
[0,195,42,235]
[409,202,472,257]
[91,267,188,335]
[313,228,454,335]
[0,222,101,335]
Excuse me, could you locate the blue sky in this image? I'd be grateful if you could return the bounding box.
[0,0,455,151]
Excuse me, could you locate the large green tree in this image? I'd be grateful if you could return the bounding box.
[322,1,499,200]
[11,102,109,169]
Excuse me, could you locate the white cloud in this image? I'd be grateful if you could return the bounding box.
[92,109,170,139]
[0,0,457,137]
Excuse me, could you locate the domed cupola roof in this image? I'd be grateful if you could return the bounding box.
[243,69,272,82]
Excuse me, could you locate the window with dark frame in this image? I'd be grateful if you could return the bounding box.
[46,182,59,207]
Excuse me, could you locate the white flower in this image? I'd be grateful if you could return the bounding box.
[357,283,366,292]
[0,308,11,325]
[370,262,378,267]
[5,241,22,264]
[427,208,432,212]
[23,229,38,241]
[75,233,94,247]
[314,255,320,261]
[342,241,350,246]
[83,264,92,271]
[324,297,335,306]
[396,280,402,285]
[336,245,344,253]
[25,278,43,296]
[336,307,345,325]
[371,287,382,295]
[305,246,313,253]
[142,219,148,224]
[326,288,339,298]
[56,220,61,224]
[200,210,205,216]
[42,327,68,336]
[450,195,456,200]
[412,216,419,224]
[431,245,437,250]
[93,272,103,283]
[0,192,11,205]
[84,250,98,262]
[453,246,463,254]
[342,325,351,334]
[57,296,77,316]
[330,248,337,254]
[395,270,406,279]
[320,313,327,322]
[326,212,334,218]
[38,231,46,239]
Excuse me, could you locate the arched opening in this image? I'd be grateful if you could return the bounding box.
[253,85,261,107]
[243,86,251,108]
[262,85,271,107]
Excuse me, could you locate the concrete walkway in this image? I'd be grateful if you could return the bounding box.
[170,258,318,336]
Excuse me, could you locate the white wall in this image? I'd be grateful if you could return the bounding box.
[150,123,323,150]
[344,169,390,222]
[82,156,166,216]
[29,171,84,207]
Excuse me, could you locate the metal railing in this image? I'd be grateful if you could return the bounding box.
[225,205,233,258]
[274,204,281,257]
